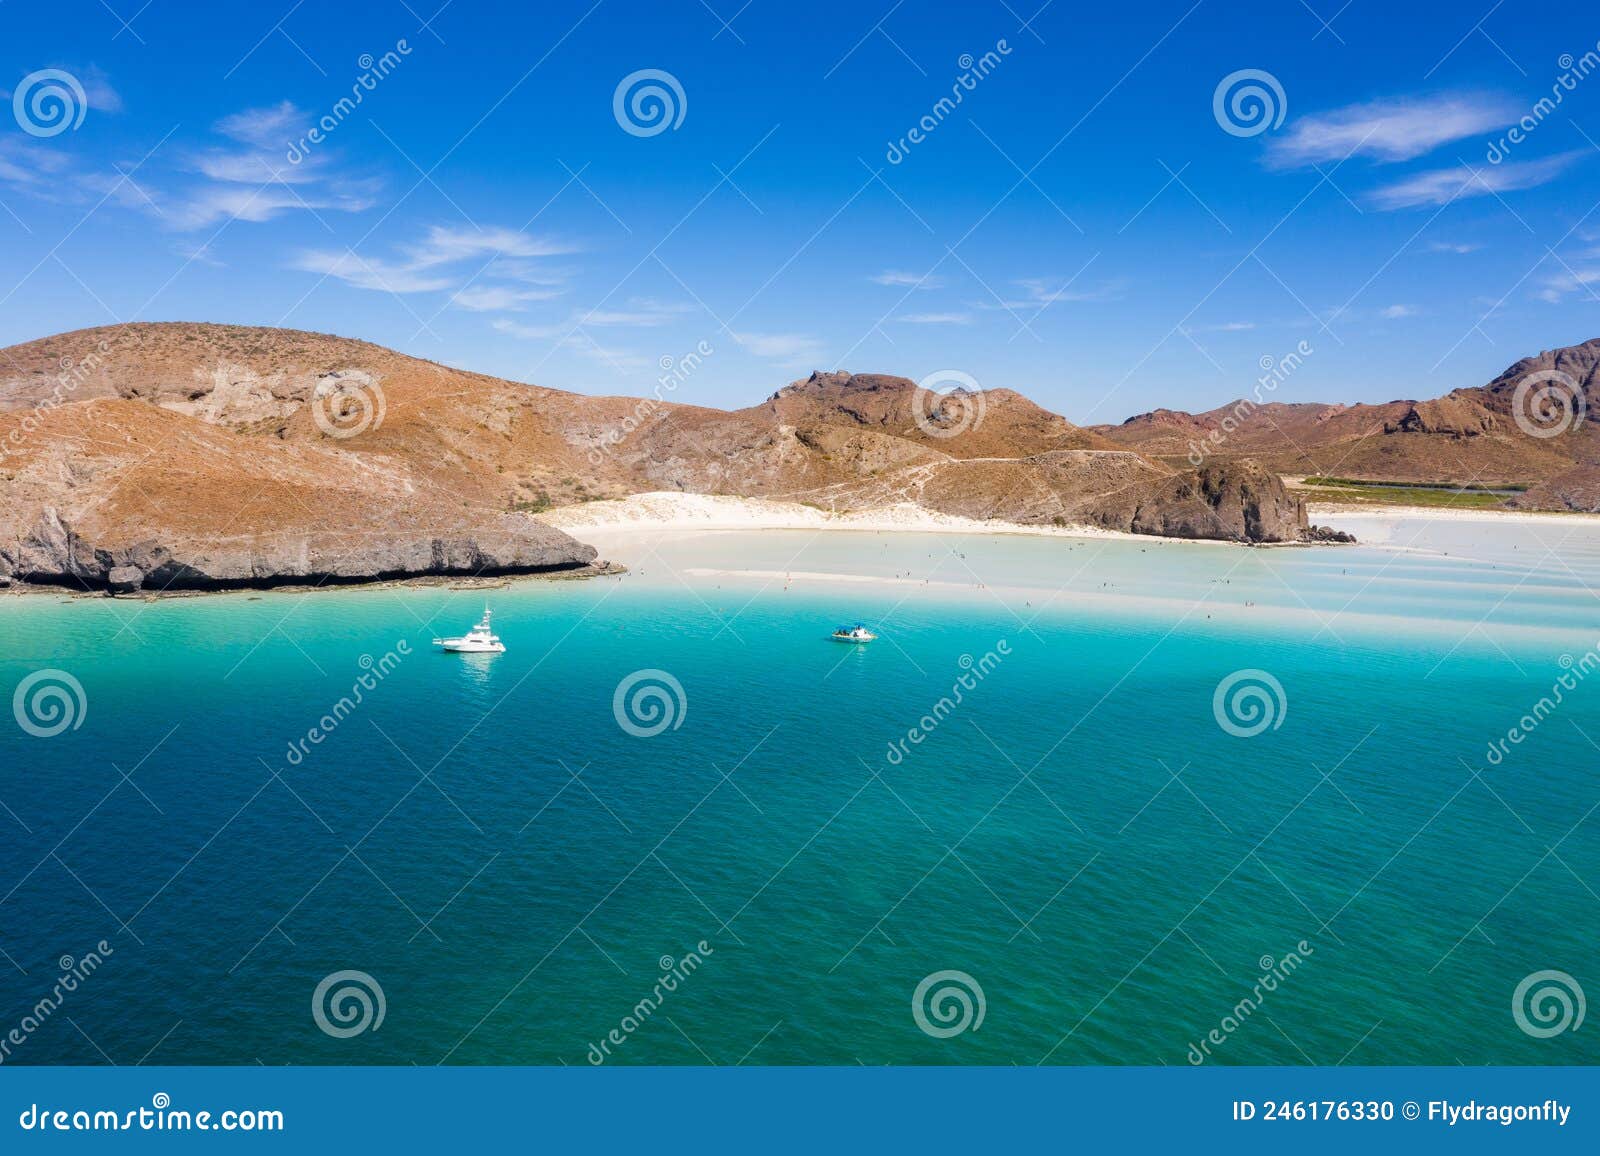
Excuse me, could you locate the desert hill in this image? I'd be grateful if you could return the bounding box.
[1092,340,1598,502]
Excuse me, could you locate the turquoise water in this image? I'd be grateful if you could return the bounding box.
[2,516,1598,1065]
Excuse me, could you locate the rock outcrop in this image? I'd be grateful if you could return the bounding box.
[106,565,144,594]
[1077,460,1307,543]
[1382,396,1497,437]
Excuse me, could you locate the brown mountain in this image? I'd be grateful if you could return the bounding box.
[0,323,1313,591]
[1092,340,1599,500]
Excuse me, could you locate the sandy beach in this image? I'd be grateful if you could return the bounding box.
[542,492,1173,541]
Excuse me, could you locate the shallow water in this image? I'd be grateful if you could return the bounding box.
[1,514,1596,1065]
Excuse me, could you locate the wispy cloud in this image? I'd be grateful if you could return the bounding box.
[291,250,457,293]
[169,181,379,230]
[1369,151,1582,210]
[1267,93,1516,168]
[1,65,126,114]
[871,270,946,288]
[896,312,971,324]
[1538,263,1600,303]
[158,102,380,230]
[0,139,72,189]
[404,224,576,268]
[215,101,300,148]
[294,224,575,293]
[449,284,564,312]
[1381,304,1418,318]
[1427,240,1482,254]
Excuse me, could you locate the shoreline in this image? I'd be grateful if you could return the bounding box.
[0,560,627,601]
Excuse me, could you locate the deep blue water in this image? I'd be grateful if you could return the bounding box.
[1,521,1597,1065]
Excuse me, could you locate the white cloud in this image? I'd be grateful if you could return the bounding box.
[1369,151,1582,210]
[871,270,946,288]
[492,318,557,339]
[191,149,320,185]
[148,102,384,231]
[449,284,564,312]
[1266,93,1516,167]
[0,139,71,188]
[170,180,378,230]
[1382,304,1417,318]
[1427,240,1482,254]
[403,224,576,268]
[897,312,971,324]
[1538,265,1600,303]
[293,224,575,295]
[215,102,302,148]
[292,250,457,293]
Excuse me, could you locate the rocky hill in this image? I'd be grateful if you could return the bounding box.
[0,323,1316,591]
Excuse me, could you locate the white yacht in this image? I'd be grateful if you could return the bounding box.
[434,607,506,653]
[831,623,878,644]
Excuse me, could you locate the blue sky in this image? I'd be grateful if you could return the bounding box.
[2,0,1599,420]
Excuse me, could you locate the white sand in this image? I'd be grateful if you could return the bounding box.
[539,492,1145,540]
